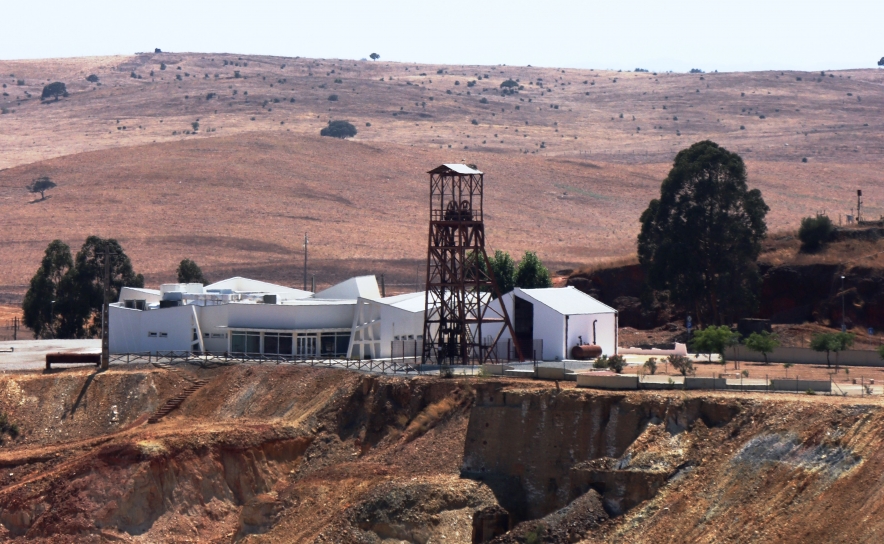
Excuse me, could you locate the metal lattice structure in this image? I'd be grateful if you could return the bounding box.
[421,164,522,366]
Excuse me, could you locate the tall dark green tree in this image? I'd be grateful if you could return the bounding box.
[638,140,768,326]
[55,236,144,338]
[514,251,553,289]
[177,258,208,284]
[22,240,73,338]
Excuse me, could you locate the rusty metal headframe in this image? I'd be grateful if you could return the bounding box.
[421,164,522,366]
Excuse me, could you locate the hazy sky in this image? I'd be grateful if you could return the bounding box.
[2,0,882,72]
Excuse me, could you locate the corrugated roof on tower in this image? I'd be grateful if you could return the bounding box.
[427,164,483,175]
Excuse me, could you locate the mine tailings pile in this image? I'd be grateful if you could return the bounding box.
[1,366,884,542]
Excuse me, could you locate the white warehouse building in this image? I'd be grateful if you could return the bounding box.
[487,287,619,361]
[110,276,617,362]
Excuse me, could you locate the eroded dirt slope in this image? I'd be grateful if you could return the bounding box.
[1,365,884,543]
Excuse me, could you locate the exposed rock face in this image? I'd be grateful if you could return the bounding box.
[567,265,672,329]
[461,389,739,521]
[472,505,511,543]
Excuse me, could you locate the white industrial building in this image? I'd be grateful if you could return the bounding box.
[110,276,616,362]
[487,287,618,361]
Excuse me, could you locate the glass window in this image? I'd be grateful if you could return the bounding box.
[265,334,279,355]
[278,333,293,356]
[246,332,260,354]
[231,332,246,352]
[336,333,350,357]
[320,333,337,356]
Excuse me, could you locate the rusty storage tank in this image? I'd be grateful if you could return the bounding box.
[571,344,602,360]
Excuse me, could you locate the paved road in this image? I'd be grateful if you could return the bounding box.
[0,339,101,371]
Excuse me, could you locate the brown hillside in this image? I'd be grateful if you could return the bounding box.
[1,53,883,301]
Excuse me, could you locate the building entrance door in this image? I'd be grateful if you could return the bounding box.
[297,335,317,358]
[514,296,534,359]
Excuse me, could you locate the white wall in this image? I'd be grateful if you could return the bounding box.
[531,298,566,360]
[566,312,617,358]
[109,304,195,353]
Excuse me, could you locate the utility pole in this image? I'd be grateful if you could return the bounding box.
[303,233,308,292]
[99,243,118,370]
[12,316,18,341]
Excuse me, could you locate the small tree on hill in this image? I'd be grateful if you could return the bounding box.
[514,251,552,289]
[27,176,57,200]
[41,82,67,100]
[86,74,99,83]
[798,215,835,252]
[879,57,884,67]
[745,331,779,364]
[370,53,380,61]
[320,120,357,139]
[500,79,518,88]
[177,259,208,285]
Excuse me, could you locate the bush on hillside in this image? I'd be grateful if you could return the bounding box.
[41,82,67,100]
[86,74,99,83]
[320,120,357,139]
[499,79,518,88]
[798,215,834,252]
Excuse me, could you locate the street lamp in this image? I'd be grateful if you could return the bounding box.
[841,276,846,332]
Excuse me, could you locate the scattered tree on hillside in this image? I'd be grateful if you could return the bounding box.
[55,236,144,338]
[155,48,162,53]
[86,74,99,83]
[690,325,739,364]
[798,215,835,252]
[160,62,167,70]
[177,259,208,285]
[514,251,553,289]
[637,140,769,326]
[27,176,57,200]
[500,79,518,88]
[41,82,67,101]
[370,53,380,61]
[745,331,779,364]
[22,240,73,339]
[879,57,884,67]
[320,120,357,139]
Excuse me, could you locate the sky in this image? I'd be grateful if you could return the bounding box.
[2,0,882,72]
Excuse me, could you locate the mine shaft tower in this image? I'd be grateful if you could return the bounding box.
[421,164,521,366]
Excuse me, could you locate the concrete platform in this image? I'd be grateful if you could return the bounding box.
[0,339,101,371]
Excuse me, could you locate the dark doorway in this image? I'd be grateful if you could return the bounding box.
[514,296,534,357]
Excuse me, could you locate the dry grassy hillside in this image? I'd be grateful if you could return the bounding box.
[1,52,883,301]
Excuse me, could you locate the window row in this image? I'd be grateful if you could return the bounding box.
[147,332,168,338]
[229,331,350,358]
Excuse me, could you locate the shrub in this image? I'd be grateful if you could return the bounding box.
[320,120,357,139]
[328,94,339,101]
[191,121,199,132]
[86,74,99,83]
[798,215,834,251]
[593,355,608,369]
[500,79,518,88]
[607,354,626,373]
[643,358,657,375]
[471,119,478,125]
[668,355,695,376]
[479,97,488,104]
[334,78,342,83]
[160,62,167,70]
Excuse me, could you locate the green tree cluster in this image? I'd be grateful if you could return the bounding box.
[22,237,144,339]
[177,259,208,284]
[745,330,780,364]
[638,140,769,326]
[798,215,835,252]
[690,325,740,363]
[810,331,855,368]
[41,82,67,100]
[477,250,552,297]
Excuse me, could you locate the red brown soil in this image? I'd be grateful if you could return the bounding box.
[0,365,884,542]
[1,54,883,301]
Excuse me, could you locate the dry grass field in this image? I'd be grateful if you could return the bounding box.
[1,52,883,302]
